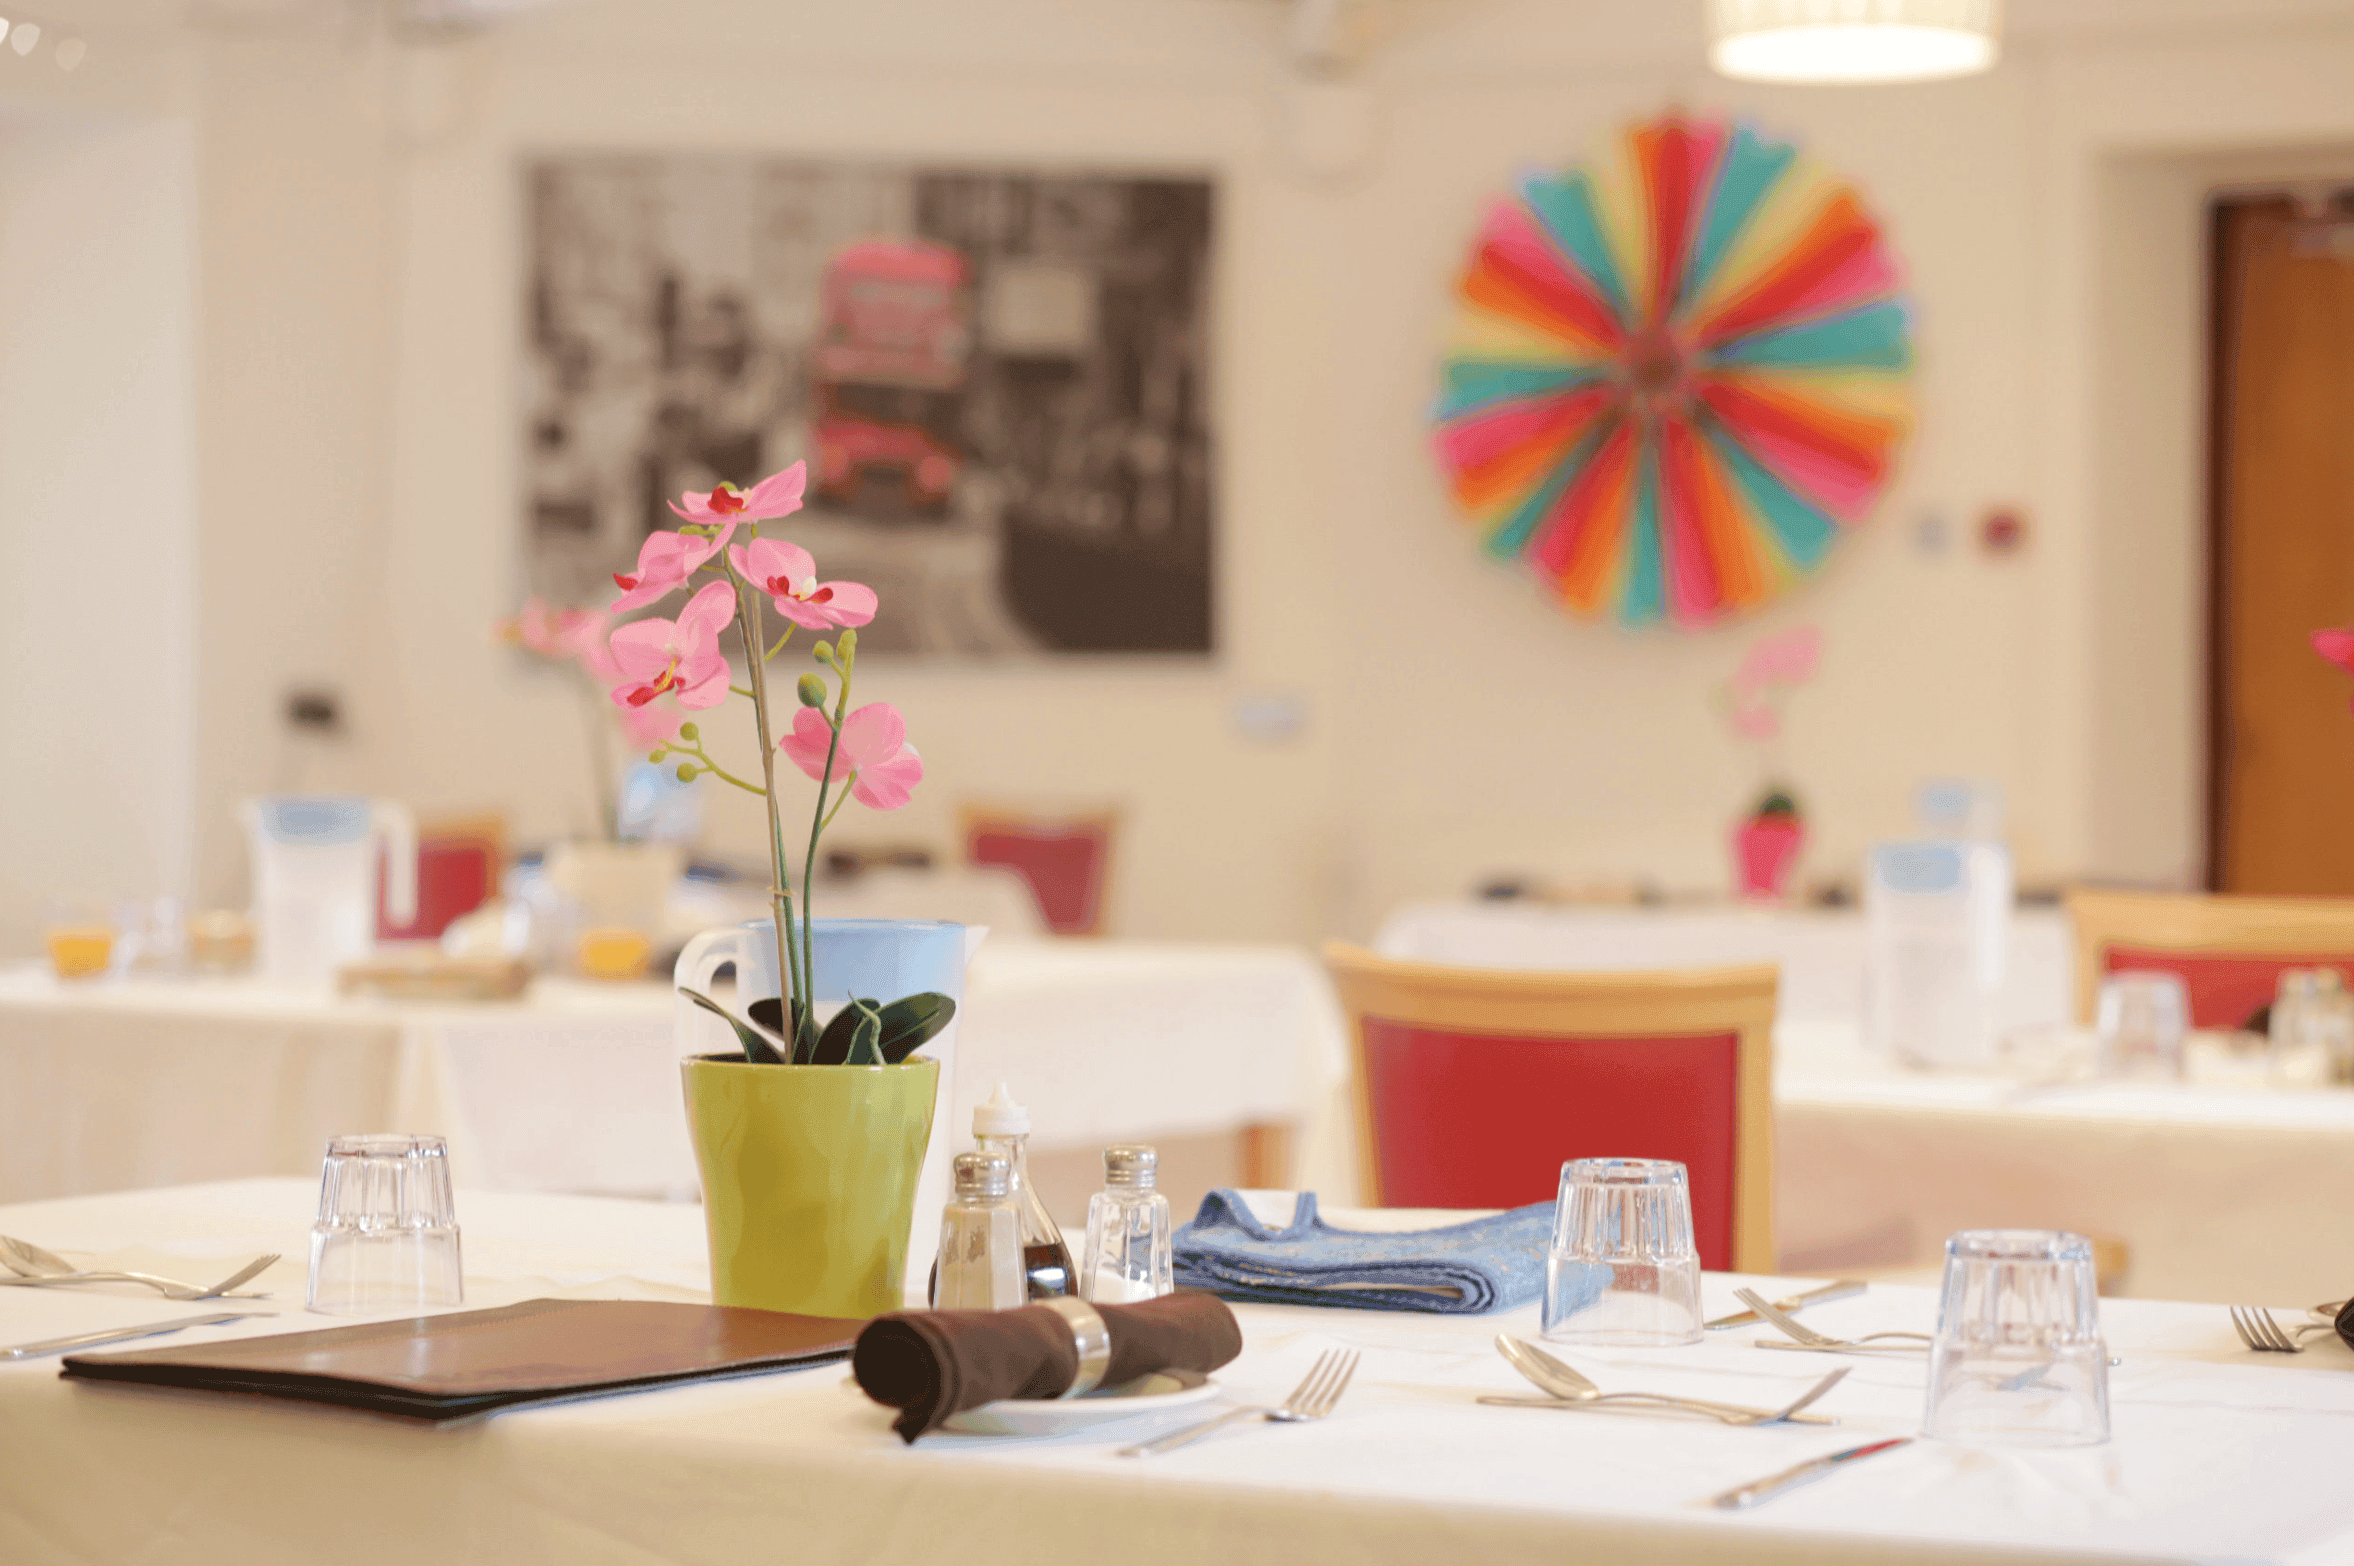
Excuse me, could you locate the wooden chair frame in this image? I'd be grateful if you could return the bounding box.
[1320,941,1779,1274]
[958,802,1121,937]
[2065,888,2354,1023]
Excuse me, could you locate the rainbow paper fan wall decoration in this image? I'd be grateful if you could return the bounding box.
[1432,114,1913,629]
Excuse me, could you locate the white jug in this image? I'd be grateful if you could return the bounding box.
[241,796,418,985]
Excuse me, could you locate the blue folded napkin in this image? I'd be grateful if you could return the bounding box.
[1172,1190,1605,1316]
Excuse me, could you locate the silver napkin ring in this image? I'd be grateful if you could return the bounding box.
[1042,1295,1111,1399]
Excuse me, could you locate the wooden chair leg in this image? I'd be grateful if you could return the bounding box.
[1237,1120,1296,1189]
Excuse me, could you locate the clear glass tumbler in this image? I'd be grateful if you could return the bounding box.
[2271,968,2354,1087]
[1922,1229,2109,1447]
[1541,1157,1702,1346]
[307,1134,464,1316]
[2095,971,2188,1081]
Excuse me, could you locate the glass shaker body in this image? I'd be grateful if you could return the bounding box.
[974,1130,1074,1299]
[935,1152,1025,1311]
[1080,1144,1173,1303]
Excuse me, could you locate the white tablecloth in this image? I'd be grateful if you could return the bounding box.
[1375,902,2075,1030]
[0,944,1348,1205]
[3,1180,2351,1566]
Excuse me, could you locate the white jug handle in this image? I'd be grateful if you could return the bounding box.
[374,800,418,926]
[674,926,747,996]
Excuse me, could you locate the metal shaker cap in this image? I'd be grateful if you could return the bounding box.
[1103,1144,1158,1189]
[954,1150,1012,1199]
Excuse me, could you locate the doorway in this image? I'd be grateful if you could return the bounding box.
[2207,194,2354,893]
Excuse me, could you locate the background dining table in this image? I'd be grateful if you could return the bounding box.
[2,1178,2350,1566]
[0,940,1349,1211]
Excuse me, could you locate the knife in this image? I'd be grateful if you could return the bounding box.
[2,1311,269,1362]
[1706,1280,1865,1331]
[1707,1436,1912,1510]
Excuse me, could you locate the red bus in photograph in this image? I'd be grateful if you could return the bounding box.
[810,238,969,514]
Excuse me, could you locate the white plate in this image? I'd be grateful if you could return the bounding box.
[942,1369,1220,1436]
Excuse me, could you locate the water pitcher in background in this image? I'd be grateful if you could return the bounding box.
[1080,1144,1172,1303]
[1543,1157,1702,1346]
[1863,840,2011,1068]
[241,797,417,985]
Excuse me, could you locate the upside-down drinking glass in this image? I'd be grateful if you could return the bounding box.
[1922,1229,2109,1447]
[2095,972,2188,1082]
[1541,1157,1702,1346]
[307,1134,464,1316]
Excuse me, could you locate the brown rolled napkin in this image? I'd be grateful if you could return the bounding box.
[853,1289,1243,1443]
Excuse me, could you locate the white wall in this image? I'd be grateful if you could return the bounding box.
[0,104,196,955]
[20,0,2354,950]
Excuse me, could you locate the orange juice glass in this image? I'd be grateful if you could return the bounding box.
[47,925,115,980]
[578,927,652,982]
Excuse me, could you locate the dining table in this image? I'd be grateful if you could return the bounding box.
[0,940,1348,1208]
[3,1178,2351,1566]
[1360,900,2354,1306]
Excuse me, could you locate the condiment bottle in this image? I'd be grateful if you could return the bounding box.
[935,1151,1024,1311]
[1080,1143,1172,1303]
[972,1082,1074,1299]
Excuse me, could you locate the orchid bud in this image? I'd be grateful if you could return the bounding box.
[676,763,699,783]
[647,749,666,764]
[813,640,834,664]
[678,721,699,742]
[838,628,857,655]
[796,674,826,708]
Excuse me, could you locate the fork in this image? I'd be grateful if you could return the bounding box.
[1733,1288,1930,1355]
[1118,1348,1358,1457]
[0,1237,277,1301]
[2231,1304,2337,1353]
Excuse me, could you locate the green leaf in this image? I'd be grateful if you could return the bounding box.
[810,999,865,1066]
[875,993,957,1064]
[681,987,787,1065]
[746,997,816,1064]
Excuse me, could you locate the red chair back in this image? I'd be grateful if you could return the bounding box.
[2069,889,2354,1028]
[964,812,1115,935]
[377,829,501,942]
[1358,1019,1742,1268]
[1323,942,1780,1274]
[2101,948,2354,1030]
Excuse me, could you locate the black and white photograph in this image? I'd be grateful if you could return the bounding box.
[522,156,1218,656]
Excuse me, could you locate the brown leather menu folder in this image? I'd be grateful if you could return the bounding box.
[59,1298,863,1424]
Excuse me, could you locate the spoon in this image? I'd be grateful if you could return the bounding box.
[1487,1334,1844,1425]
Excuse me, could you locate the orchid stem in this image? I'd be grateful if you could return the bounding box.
[725,549,804,1053]
[801,649,851,1020]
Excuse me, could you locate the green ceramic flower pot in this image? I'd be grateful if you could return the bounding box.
[680,1054,940,1319]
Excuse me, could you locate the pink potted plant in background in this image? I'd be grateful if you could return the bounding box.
[1721,626,1820,901]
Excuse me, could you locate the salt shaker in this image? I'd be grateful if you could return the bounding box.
[935,1151,1024,1311]
[1080,1144,1172,1303]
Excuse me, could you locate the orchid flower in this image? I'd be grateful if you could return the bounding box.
[667,463,807,531]
[607,581,736,711]
[1733,625,1822,696]
[780,701,923,810]
[727,538,877,631]
[611,464,812,611]
[2315,628,2354,712]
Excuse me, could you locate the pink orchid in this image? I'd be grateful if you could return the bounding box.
[617,700,684,750]
[502,597,603,657]
[780,702,923,810]
[610,529,730,613]
[607,581,736,712]
[2315,628,2354,712]
[559,608,622,684]
[667,463,807,531]
[1733,625,1822,696]
[727,537,878,631]
[1729,701,1780,741]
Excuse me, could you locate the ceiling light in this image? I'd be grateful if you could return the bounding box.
[9,21,38,55]
[54,35,82,70]
[1708,0,1999,84]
